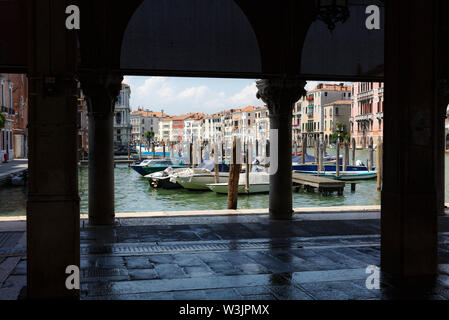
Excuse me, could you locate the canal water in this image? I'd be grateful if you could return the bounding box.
[1,148,447,216]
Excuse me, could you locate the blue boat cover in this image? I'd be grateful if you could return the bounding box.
[292,154,316,163]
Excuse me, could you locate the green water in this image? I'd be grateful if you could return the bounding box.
[0,148,434,216]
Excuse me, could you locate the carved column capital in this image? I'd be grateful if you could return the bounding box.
[256,77,306,115]
[79,72,123,114]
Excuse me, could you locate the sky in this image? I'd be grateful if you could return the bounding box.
[123,75,349,116]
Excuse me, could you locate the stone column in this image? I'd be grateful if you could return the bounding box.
[26,0,79,299]
[256,78,306,220]
[80,73,123,225]
[381,0,441,278]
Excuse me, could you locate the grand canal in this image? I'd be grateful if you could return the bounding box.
[2,149,447,216]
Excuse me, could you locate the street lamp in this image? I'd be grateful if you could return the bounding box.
[315,0,350,31]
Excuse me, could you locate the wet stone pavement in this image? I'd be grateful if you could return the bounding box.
[3,213,449,299]
[75,214,449,300]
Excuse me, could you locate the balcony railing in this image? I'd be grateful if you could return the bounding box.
[1,106,15,115]
[376,112,384,119]
[357,90,374,100]
[355,114,372,121]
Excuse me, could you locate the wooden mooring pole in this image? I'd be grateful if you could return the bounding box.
[302,135,306,164]
[368,138,374,171]
[139,140,142,160]
[127,140,130,167]
[351,138,356,166]
[188,142,193,168]
[343,141,349,171]
[377,137,383,191]
[336,138,340,177]
[245,142,250,194]
[214,143,219,183]
[227,136,241,209]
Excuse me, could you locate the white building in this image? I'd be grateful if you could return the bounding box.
[299,83,352,144]
[114,83,132,150]
[131,108,166,143]
[183,118,203,143]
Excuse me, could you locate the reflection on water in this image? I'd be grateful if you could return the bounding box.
[0,185,27,216]
[4,148,445,216]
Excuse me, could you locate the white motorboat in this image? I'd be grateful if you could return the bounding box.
[206,172,270,194]
[175,168,229,190]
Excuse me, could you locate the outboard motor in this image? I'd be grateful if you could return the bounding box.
[355,160,365,167]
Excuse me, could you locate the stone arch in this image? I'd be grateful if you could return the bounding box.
[119,0,263,75]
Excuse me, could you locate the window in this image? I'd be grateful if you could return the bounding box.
[77,112,82,129]
[20,96,24,119]
[336,107,339,115]
[324,92,328,96]
[116,112,122,125]
[1,81,4,106]
[9,85,12,109]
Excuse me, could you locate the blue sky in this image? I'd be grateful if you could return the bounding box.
[123,76,346,116]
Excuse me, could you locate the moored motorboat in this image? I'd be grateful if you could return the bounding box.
[294,163,377,181]
[173,160,231,190]
[144,167,184,189]
[131,158,186,176]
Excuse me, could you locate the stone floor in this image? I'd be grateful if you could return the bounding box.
[3,211,449,299]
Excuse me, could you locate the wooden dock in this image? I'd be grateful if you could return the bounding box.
[292,172,346,196]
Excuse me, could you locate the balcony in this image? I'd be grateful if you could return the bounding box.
[357,90,374,100]
[376,112,384,119]
[1,106,15,115]
[355,114,372,121]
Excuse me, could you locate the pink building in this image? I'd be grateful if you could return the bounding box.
[350,82,384,148]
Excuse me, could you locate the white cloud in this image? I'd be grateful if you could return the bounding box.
[124,77,353,115]
[227,82,259,106]
[177,86,209,100]
[126,76,264,114]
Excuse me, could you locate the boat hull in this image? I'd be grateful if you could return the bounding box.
[177,174,229,190]
[295,170,378,181]
[149,176,181,189]
[206,183,270,194]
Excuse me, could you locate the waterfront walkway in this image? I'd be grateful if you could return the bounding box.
[0,159,28,184]
[2,209,449,299]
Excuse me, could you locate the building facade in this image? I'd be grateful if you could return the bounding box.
[323,100,352,141]
[0,74,29,161]
[131,108,166,143]
[350,82,384,148]
[297,83,352,146]
[77,82,88,159]
[113,83,132,150]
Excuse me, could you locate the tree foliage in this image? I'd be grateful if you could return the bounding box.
[330,121,350,144]
[144,130,155,141]
[0,113,5,129]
